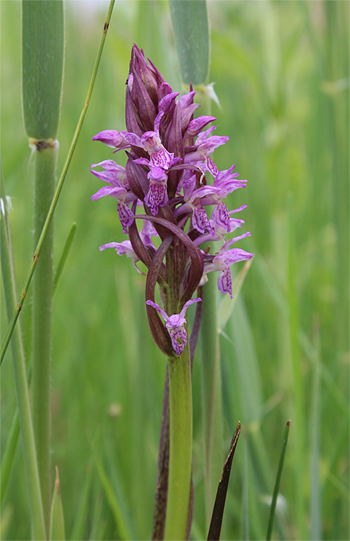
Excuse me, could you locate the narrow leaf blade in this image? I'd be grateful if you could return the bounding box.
[266,421,291,541]
[207,422,241,541]
[50,466,66,541]
[52,223,77,297]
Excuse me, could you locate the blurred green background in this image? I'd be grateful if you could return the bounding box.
[1,1,348,539]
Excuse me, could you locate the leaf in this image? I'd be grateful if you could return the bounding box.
[92,447,131,540]
[265,421,291,541]
[52,223,77,298]
[50,466,66,541]
[207,422,241,540]
[169,0,209,85]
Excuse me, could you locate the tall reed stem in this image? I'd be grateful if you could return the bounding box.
[164,344,193,541]
[32,143,57,529]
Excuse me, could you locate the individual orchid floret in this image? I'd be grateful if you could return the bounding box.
[185,126,229,169]
[193,205,247,246]
[185,116,216,138]
[146,298,202,355]
[91,161,137,234]
[92,130,130,150]
[203,232,253,298]
[90,160,127,187]
[174,174,214,234]
[99,241,144,274]
[144,167,169,216]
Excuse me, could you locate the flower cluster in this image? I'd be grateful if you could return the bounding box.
[91,45,253,357]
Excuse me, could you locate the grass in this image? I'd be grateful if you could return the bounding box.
[1,1,348,539]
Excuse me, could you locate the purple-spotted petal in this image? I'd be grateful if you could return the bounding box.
[149,147,173,169]
[212,202,230,231]
[217,268,233,298]
[144,178,169,216]
[206,157,219,178]
[192,206,213,234]
[117,201,134,234]
[166,326,188,356]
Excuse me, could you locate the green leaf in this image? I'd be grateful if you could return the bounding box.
[266,421,291,541]
[0,410,20,505]
[169,0,209,85]
[207,423,241,541]
[50,467,66,541]
[53,223,77,298]
[92,447,131,540]
[22,0,64,140]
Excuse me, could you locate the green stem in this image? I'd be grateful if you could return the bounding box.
[266,421,291,541]
[164,343,193,541]
[32,144,57,532]
[0,175,46,539]
[0,0,115,366]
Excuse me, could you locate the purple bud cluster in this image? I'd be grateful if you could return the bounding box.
[91,45,253,357]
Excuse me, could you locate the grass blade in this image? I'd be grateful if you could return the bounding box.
[310,319,322,540]
[92,448,131,540]
[69,462,93,541]
[52,222,77,297]
[207,422,241,541]
[242,427,249,541]
[266,421,291,541]
[50,466,66,541]
[0,409,20,505]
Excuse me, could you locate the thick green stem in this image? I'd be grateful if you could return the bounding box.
[164,344,193,541]
[32,144,57,532]
[0,176,46,539]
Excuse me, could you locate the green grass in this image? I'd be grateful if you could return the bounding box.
[1,1,348,539]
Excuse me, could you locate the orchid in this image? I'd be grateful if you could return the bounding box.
[91,44,253,541]
[92,45,252,336]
